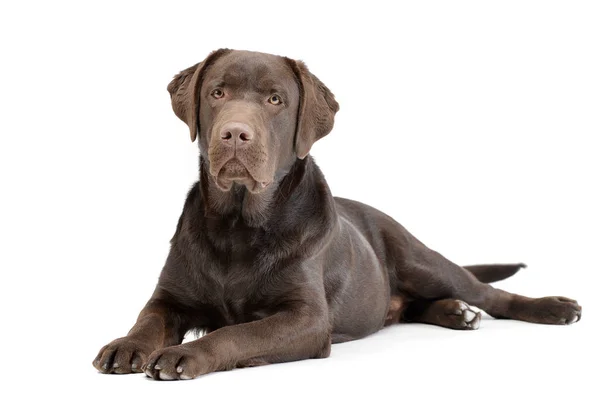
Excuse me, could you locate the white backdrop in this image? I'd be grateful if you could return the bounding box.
[0,1,597,399]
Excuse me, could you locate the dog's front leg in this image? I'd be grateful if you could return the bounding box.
[93,297,190,374]
[143,301,330,380]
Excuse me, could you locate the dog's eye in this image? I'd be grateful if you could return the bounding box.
[268,94,282,105]
[211,89,224,99]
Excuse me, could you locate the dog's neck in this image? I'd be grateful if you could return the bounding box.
[199,156,315,228]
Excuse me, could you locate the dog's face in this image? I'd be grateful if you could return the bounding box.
[200,51,300,193]
[167,49,339,193]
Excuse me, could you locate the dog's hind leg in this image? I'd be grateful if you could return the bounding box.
[397,242,581,326]
[392,237,582,326]
[465,286,582,325]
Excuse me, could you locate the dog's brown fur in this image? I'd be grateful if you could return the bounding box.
[93,49,582,380]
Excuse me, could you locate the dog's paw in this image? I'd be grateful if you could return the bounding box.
[530,296,582,325]
[93,337,154,374]
[444,300,482,330]
[143,345,215,381]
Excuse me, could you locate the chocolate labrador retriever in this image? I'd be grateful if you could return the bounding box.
[93,49,582,380]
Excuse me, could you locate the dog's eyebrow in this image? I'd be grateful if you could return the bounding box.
[205,79,225,88]
[222,70,245,87]
[255,80,287,94]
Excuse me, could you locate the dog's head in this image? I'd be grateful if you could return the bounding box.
[167,49,339,193]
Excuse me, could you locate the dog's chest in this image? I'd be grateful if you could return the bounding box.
[199,259,275,326]
[185,219,290,326]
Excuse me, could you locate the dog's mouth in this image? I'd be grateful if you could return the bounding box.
[212,158,272,194]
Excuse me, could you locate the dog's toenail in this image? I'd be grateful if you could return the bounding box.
[132,363,138,369]
[155,365,161,370]
[102,363,108,370]
[464,310,476,321]
[159,371,174,380]
[177,366,183,373]
[113,363,119,368]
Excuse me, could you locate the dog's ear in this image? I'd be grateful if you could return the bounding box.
[287,59,339,159]
[167,49,231,142]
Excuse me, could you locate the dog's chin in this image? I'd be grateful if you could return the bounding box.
[213,159,272,194]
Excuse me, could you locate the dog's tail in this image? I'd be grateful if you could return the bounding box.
[463,263,526,283]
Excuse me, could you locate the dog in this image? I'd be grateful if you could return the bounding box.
[93,49,582,380]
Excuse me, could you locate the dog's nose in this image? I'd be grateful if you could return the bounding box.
[220,122,254,145]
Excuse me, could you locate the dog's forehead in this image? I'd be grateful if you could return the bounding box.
[205,51,296,90]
